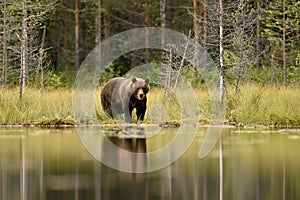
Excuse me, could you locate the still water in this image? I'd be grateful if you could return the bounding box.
[0,126,299,200]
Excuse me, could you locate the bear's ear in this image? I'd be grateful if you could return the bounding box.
[145,77,150,84]
[131,77,137,83]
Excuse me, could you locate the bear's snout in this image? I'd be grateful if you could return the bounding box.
[139,93,144,99]
[135,88,145,100]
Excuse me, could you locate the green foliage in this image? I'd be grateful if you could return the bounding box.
[49,73,63,89]
[56,65,77,88]
[99,62,121,85]
[288,53,300,84]
[260,0,300,83]
[123,61,163,81]
[1,0,299,88]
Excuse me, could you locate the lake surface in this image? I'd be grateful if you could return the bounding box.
[0,126,300,200]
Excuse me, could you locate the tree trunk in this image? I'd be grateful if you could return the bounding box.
[235,54,244,93]
[20,0,28,100]
[282,0,287,87]
[235,0,246,93]
[96,0,102,74]
[38,23,47,92]
[271,54,277,86]
[75,0,80,71]
[2,0,8,88]
[203,0,208,49]
[145,1,151,63]
[97,0,102,46]
[105,2,111,49]
[193,0,201,69]
[160,0,166,46]
[165,44,173,94]
[63,10,68,68]
[255,0,261,68]
[219,0,225,104]
[174,32,190,92]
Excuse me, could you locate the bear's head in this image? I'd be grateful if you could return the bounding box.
[131,77,150,100]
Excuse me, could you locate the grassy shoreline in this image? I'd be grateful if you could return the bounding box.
[1,85,300,128]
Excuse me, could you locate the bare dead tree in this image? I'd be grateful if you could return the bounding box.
[232,0,256,92]
[174,31,192,92]
[20,0,28,100]
[188,0,256,94]
[165,44,174,93]
[1,0,8,88]
[219,0,225,104]
[161,34,193,95]
[37,23,47,92]
[1,0,57,96]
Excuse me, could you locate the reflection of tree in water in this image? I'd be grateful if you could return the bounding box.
[0,128,298,199]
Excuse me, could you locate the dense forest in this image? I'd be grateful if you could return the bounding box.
[0,0,299,91]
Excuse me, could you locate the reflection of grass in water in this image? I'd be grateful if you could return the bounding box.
[1,85,300,127]
[146,127,178,152]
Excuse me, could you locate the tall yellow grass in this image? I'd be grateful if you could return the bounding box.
[1,85,300,127]
[226,84,300,127]
[0,88,72,123]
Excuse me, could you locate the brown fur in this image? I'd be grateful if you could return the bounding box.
[101,77,150,123]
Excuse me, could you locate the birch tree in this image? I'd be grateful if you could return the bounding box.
[219,0,225,104]
[20,0,28,99]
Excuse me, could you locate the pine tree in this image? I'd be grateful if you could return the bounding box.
[261,0,300,86]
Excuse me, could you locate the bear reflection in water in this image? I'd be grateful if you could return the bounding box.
[101,76,150,123]
[104,126,148,173]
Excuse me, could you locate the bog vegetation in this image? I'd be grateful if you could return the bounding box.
[1,85,299,128]
[0,0,299,127]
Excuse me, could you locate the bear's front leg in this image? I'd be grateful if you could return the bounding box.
[136,107,146,121]
[123,104,133,123]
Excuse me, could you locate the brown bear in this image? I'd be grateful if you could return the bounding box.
[101,76,150,123]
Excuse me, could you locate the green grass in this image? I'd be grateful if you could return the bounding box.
[1,85,300,127]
